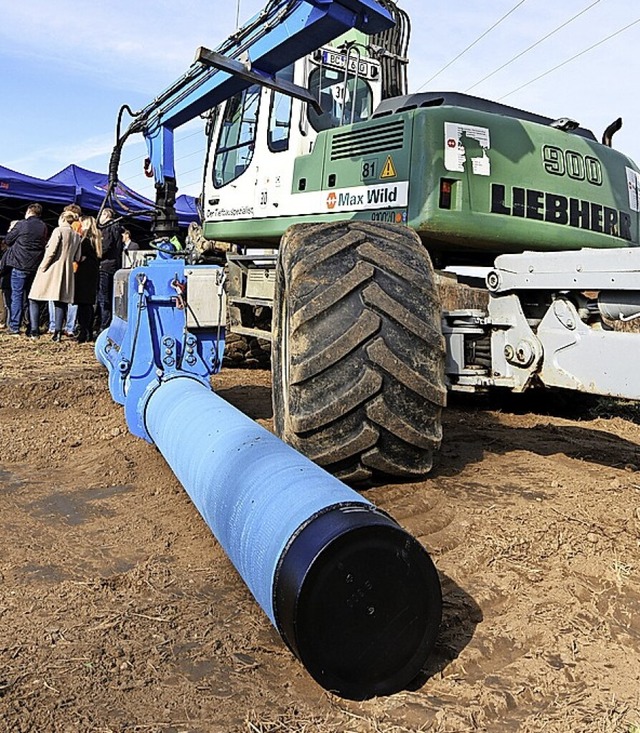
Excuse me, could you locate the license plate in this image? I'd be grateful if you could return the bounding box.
[321,51,374,79]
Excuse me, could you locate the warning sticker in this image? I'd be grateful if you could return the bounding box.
[626,167,640,212]
[444,122,491,176]
[381,155,397,179]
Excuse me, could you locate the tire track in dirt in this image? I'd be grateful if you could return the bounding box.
[0,334,639,732]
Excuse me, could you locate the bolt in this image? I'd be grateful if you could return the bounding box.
[504,344,515,360]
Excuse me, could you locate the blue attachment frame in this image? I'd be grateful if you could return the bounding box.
[96,251,226,442]
[139,0,394,183]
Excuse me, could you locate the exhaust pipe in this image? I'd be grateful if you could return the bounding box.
[602,117,622,147]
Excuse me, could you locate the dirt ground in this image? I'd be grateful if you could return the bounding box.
[1,331,639,733]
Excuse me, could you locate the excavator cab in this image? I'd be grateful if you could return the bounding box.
[205,38,385,225]
[203,0,410,232]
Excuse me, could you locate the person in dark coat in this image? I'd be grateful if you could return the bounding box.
[122,229,139,252]
[4,203,48,334]
[121,228,141,268]
[96,207,123,331]
[74,215,101,343]
[0,221,17,328]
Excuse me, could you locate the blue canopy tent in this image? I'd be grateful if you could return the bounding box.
[48,164,149,214]
[0,162,200,232]
[47,165,200,227]
[0,164,76,205]
[176,194,200,224]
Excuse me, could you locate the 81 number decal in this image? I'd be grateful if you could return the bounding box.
[362,160,377,180]
[543,145,602,186]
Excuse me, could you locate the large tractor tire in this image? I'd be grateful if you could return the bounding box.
[272,221,446,483]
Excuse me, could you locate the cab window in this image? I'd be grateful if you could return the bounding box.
[213,84,261,187]
[268,65,295,152]
[307,66,373,132]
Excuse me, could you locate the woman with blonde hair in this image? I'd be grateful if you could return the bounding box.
[28,210,82,341]
[73,215,102,342]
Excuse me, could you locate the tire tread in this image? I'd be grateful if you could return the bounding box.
[272,221,445,482]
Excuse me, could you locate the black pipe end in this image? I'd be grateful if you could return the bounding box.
[273,504,442,700]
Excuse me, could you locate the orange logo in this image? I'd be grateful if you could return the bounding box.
[327,192,337,210]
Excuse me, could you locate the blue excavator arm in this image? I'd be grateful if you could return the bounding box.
[104,0,393,236]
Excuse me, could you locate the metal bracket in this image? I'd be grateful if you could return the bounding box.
[487,247,640,293]
[195,47,324,114]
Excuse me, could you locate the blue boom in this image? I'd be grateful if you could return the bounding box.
[104,0,395,236]
[98,0,442,700]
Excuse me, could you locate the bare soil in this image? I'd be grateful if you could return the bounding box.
[1,331,639,733]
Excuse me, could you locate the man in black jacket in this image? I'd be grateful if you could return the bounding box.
[4,202,48,334]
[97,207,123,330]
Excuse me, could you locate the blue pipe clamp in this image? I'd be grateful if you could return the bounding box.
[96,249,442,699]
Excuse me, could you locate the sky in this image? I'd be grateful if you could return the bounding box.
[1,0,638,202]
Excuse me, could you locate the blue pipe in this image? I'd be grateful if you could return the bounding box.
[96,256,441,699]
[142,376,441,699]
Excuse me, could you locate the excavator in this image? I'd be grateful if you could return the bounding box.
[96,0,640,698]
[101,0,640,484]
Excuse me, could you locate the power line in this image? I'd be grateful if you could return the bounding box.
[499,16,640,100]
[123,145,206,182]
[465,0,601,93]
[124,165,206,199]
[172,164,205,179]
[120,126,204,167]
[416,0,527,92]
